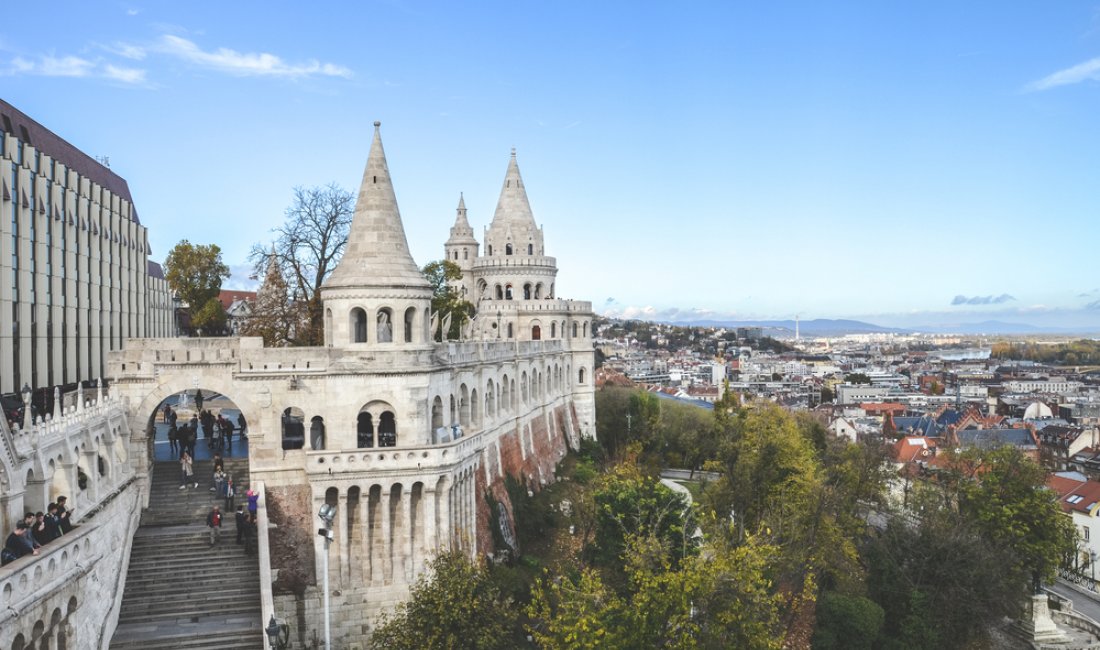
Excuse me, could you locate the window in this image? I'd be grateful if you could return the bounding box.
[506,244,513,255]
[1068,495,1085,504]
[527,243,533,254]
[351,308,367,343]
[1085,526,1091,541]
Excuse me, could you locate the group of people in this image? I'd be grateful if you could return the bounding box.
[206,488,260,555]
[164,404,246,457]
[2,496,74,566]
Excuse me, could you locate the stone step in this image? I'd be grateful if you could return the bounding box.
[110,621,263,650]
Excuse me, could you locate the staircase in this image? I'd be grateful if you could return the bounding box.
[110,457,263,649]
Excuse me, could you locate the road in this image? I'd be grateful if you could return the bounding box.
[1049,580,1100,624]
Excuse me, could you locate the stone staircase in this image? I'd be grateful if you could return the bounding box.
[110,458,263,649]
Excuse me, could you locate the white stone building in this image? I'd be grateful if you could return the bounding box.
[109,123,596,647]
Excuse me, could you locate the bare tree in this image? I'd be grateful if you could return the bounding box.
[250,184,354,346]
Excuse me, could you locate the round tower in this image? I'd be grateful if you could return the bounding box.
[443,193,479,300]
[321,122,432,347]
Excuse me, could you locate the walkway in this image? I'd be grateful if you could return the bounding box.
[109,452,261,649]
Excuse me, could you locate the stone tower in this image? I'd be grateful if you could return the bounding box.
[443,194,478,300]
[322,122,432,347]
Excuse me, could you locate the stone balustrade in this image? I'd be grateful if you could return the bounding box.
[306,430,482,476]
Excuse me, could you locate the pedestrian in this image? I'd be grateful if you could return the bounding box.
[243,513,257,556]
[32,512,50,546]
[247,489,258,517]
[224,475,236,511]
[44,503,62,541]
[162,403,171,423]
[3,522,38,563]
[206,505,222,546]
[185,424,197,457]
[212,466,226,494]
[168,406,178,429]
[234,505,246,545]
[179,451,195,489]
[168,423,179,456]
[237,412,247,439]
[195,389,204,412]
[56,496,73,533]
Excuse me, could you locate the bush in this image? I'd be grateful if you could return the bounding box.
[812,592,883,650]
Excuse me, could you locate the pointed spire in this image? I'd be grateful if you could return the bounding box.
[489,149,537,229]
[325,122,429,290]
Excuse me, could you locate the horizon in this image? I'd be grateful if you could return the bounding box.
[2,2,1098,329]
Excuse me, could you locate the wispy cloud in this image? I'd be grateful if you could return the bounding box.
[950,294,1016,306]
[100,42,146,60]
[1087,300,1100,311]
[157,35,353,79]
[103,64,146,84]
[1026,56,1100,91]
[9,55,96,77]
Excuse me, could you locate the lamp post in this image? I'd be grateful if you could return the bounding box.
[1091,551,1096,583]
[265,613,289,650]
[21,383,32,429]
[318,503,336,649]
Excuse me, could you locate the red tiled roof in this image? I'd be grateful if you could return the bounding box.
[218,290,256,310]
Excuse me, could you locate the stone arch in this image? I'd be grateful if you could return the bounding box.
[485,379,496,419]
[583,321,588,338]
[535,283,543,299]
[431,396,444,430]
[282,407,305,450]
[379,412,396,447]
[357,411,374,448]
[572,321,578,337]
[470,387,480,426]
[459,384,470,426]
[310,416,326,450]
[531,324,541,340]
[523,283,532,300]
[477,279,488,300]
[527,243,533,255]
[505,284,514,300]
[351,307,368,343]
[501,375,511,414]
[511,377,517,410]
[495,284,503,300]
[550,322,556,338]
[404,307,416,343]
[506,243,513,255]
[579,367,587,384]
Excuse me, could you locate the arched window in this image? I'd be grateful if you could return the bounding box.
[379,412,396,447]
[527,243,533,254]
[572,322,578,337]
[282,407,305,450]
[449,394,457,424]
[583,321,588,338]
[535,283,543,299]
[524,283,532,300]
[471,388,480,425]
[505,284,513,300]
[488,245,493,255]
[532,325,541,340]
[511,378,517,410]
[463,248,468,260]
[325,309,333,343]
[579,367,587,384]
[486,379,496,418]
[431,396,443,430]
[310,416,326,450]
[502,375,511,413]
[496,284,503,300]
[522,372,529,404]
[377,308,393,343]
[550,322,556,338]
[357,411,374,448]
[351,308,367,343]
[507,322,514,339]
[506,244,513,255]
[404,307,416,343]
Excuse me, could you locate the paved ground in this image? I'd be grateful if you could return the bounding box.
[150,392,250,462]
[1050,579,1100,624]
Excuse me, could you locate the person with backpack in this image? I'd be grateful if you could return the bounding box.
[168,423,179,456]
[206,505,223,546]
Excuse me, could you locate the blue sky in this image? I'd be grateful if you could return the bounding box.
[3,2,1100,329]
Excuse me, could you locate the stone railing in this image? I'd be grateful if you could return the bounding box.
[306,430,483,476]
[0,479,143,650]
[256,481,279,644]
[9,392,121,459]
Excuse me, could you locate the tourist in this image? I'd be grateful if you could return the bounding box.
[32,512,50,546]
[212,466,226,494]
[167,406,178,429]
[243,513,257,556]
[234,505,246,545]
[56,496,73,534]
[237,412,247,439]
[246,489,258,517]
[168,423,179,456]
[2,522,38,564]
[179,451,195,489]
[44,503,62,541]
[206,505,222,546]
[162,403,171,423]
[195,389,204,412]
[224,475,236,511]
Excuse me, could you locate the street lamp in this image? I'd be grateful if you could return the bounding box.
[318,503,336,649]
[21,383,32,429]
[265,614,289,650]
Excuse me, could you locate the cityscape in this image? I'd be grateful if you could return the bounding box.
[2,3,1100,649]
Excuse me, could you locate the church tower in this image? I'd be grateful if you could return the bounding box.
[443,194,478,300]
[321,122,432,347]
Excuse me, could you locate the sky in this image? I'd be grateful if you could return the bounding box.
[3,2,1100,330]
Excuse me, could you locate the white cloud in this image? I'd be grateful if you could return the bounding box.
[6,55,96,77]
[103,64,147,84]
[1026,56,1100,91]
[102,42,147,60]
[158,35,353,79]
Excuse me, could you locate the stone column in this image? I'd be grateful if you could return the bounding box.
[438,480,452,551]
[336,491,349,585]
[369,486,382,586]
[423,488,438,558]
[381,483,393,584]
[359,491,371,585]
[404,485,415,583]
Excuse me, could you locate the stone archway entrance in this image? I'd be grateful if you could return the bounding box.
[148,389,251,462]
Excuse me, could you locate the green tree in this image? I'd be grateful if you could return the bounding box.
[811,592,883,650]
[250,184,353,346]
[164,240,230,334]
[191,297,227,335]
[421,260,474,340]
[844,373,871,385]
[369,552,519,650]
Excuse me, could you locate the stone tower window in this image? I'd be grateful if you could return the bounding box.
[551,322,556,338]
[431,396,444,430]
[532,325,541,340]
[379,411,396,446]
[463,248,468,260]
[505,285,513,300]
[523,283,532,300]
[357,411,374,447]
[376,308,393,343]
[527,243,533,254]
[404,307,415,343]
[310,416,326,450]
[351,308,367,343]
[488,245,493,256]
[281,407,305,450]
[506,244,513,255]
[579,367,587,384]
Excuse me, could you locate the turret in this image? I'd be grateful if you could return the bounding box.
[443,193,479,300]
[321,122,432,347]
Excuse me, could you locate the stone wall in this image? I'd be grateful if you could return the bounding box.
[0,479,143,650]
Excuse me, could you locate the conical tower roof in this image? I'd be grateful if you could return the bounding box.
[447,193,478,245]
[325,122,429,290]
[489,149,538,230]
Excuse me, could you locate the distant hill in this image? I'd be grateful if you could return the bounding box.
[664,318,1100,337]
